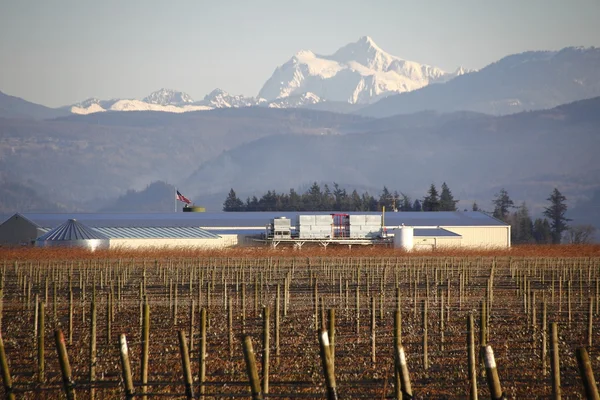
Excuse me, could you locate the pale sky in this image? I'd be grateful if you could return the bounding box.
[1,0,598,107]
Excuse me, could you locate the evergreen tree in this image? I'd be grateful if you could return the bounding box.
[439,182,459,211]
[413,199,423,211]
[361,192,377,211]
[259,190,278,211]
[533,218,552,244]
[332,183,349,210]
[378,186,394,211]
[223,188,245,211]
[350,190,362,211]
[245,196,259,211]
[543,188,571,244]
[304,182,323,210]
[492,188,514,222]
[422,184,440,211]
[511,202,534,244]
[400,193,413,211]
[288,189,302,211]
[322,184,335,210]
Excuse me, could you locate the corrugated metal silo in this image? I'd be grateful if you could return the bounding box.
[35,219,109,251]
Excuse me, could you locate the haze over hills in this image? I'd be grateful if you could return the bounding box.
[182,97,600,214]
[0,90,71,120]
[0,107,368,204]
[1,95,598,230]
[2,39,600,118]
[359,47,600,117]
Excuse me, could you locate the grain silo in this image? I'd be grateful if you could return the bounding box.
[35,219,109,251]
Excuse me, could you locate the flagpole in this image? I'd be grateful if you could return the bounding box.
[175,188,177,213]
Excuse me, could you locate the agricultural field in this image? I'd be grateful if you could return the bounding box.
[0,245,599,399]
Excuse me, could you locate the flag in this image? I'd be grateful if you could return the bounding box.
[176,190,191,204]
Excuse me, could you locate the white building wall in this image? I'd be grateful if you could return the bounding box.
[109,237,230,249]
[434,237,462,248]
[442,226,510,248]
[412,236,462,250]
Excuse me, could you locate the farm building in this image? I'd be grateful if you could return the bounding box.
[0,213,233,249]
[0,211,509,249]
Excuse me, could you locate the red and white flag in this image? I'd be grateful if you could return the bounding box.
[176,190,191,204]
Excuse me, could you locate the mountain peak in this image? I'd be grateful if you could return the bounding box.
[204,88,228,99]
[356,36,380,49]
[200,88,261,108]
[143,88,194,106]
[330,35,395,71]
[258,36,460,104]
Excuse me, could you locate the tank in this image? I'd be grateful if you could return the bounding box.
[393,225,414,251]
[35,219,109,251]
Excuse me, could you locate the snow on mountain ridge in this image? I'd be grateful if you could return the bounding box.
[143,88,194,105]
[199,88,265,108]
[258,36,471,104]
[65,36,476,115]
[68,88,263,114]
[330,35,396,72]
[267,92,321,108]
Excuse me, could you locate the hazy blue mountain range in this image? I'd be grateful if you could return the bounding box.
[182,97,600,217]
[1,96,597,233]
[1,44,600,118]
[0,90,71,120]
[0,108,368,205]
[359,47,600,117]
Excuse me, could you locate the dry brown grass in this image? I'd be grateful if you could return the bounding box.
[2,243,599,261]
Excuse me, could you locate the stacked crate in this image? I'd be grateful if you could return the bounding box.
[298,215,333,239]
[349,215,382,238]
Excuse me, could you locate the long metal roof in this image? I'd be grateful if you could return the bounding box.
[37,219,109,241]
[93,226,220,239]
[413,228,462,237]
[11,211,507,230]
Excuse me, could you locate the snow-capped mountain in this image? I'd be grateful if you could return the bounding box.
[68,89,273,114]
[198,89,265,108]
[65,36,471,115]
[143,88,194,105]
[258,36,470,104]
[68,90,213,114]
[267,92,321,108]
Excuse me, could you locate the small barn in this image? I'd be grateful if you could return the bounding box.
[0,213,46,245]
